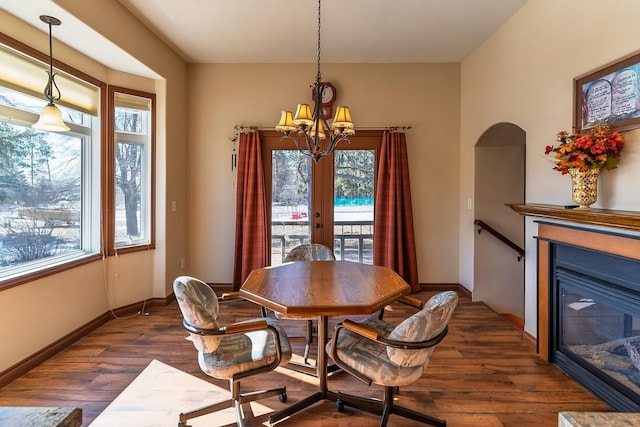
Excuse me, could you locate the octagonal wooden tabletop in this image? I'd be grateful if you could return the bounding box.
[240,260,411,318]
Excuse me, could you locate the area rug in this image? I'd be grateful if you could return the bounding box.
[90,359,273,426]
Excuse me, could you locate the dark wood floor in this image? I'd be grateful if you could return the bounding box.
[0,290,611,426]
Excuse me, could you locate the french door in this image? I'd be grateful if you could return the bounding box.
[261,130,382,265]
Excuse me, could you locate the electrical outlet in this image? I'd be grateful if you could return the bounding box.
[171,201,177,212]
[180,257,185,270]
[467,198,473,210]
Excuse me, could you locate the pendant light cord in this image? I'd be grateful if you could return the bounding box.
[46,21,54,104]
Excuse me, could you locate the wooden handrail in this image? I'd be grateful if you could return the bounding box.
[474,219,525,261]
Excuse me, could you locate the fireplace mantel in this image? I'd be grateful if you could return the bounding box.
[507,203,640,232]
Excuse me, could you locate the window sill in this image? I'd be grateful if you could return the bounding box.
[0,253,102,292]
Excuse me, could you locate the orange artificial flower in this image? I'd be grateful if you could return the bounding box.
[545,124,624,174]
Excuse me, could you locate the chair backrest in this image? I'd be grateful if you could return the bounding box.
[173,275,222,353]
[387,291,458,368]
[284,243,336,262]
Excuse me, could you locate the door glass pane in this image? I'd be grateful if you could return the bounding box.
[333,150,375,263]
[271,150,311,265]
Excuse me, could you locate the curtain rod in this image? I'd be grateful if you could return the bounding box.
[233,125,412,132]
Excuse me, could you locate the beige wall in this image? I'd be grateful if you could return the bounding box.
[461,0,640,336]
[0,1,187,372]
[187,63,461,284]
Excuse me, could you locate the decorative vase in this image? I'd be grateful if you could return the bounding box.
[569,168,600,209]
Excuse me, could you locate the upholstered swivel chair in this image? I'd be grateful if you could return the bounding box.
[327,291,458,427]
[280,243,336,367]
[173,276,292,427]
[284,243,336,262]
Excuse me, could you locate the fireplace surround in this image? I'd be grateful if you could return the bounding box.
[508,204,640,413]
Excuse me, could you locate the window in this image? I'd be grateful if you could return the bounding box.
[0,37,103,287]
[106,87,155,254]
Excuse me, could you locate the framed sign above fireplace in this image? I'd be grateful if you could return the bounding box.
[574,51,640,132]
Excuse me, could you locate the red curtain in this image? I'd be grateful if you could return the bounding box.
[374,131,420,292]
[232,131,269,290]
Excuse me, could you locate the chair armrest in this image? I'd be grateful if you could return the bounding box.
[224,319,269,334]
[339,320,448,350]
[378,295,424,320]
[378,326,448,350]
[218,292,271,319]
[182,319,269,336]
[397,295,426,310]
[219,291,243,301]
[342,319,380,341]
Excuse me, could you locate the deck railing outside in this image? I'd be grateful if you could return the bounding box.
[272,220,374,265]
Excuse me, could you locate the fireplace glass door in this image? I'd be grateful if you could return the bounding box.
[558,269,640,410]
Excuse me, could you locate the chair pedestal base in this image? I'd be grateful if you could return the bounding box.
[285,359,342,377]
[268,391,323,425]
[334,387,446,427]
[179,385,286,427]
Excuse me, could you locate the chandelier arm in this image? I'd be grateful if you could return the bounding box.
[281,132,308,157]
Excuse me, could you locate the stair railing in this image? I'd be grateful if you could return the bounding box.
[474,219,524,261]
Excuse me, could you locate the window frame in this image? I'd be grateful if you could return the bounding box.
[0,32,106,291]
[105,86,156,255]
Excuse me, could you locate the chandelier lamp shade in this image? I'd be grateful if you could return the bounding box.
[275,0,355,162]
[33,15,70,132]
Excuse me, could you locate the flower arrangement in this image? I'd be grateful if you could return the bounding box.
[544,124,624,174]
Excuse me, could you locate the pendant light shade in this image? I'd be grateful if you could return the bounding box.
[32,15,69,132]
[33,103,70,132]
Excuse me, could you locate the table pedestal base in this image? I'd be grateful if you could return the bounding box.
[268,390,341,425]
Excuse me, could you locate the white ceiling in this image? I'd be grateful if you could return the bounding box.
[116,0,528,64]
[0,0,528,77]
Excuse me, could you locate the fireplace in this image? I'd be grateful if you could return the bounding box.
[549,242,640,411]
[506,205,640,412]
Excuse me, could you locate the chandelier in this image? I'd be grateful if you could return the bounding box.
[275,0,355,162]
[33,15,70,132]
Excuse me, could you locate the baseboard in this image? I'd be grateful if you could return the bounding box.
[0,294,175,388]
[500,313,524,330]
[419,283,471,298]
[209,283,234,294]
[523,329,538,354]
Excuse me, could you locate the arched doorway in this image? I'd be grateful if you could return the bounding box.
[474,123,526,323]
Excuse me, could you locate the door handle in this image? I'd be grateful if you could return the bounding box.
[314,223,321,229]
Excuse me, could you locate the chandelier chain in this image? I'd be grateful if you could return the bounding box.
[316,0,322,83]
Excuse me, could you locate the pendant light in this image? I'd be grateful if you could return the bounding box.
[33,15,70,132]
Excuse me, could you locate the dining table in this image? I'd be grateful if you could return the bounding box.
[239,260,411,424]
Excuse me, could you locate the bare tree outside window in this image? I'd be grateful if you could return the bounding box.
[114,108,143,238]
